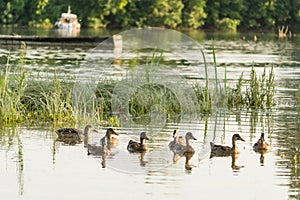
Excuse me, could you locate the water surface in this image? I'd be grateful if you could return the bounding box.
[0,28,300,199]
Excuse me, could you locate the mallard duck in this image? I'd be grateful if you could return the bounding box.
[168,130,185,150]
[253,133,271,151]
[172,132,197,156]
[56,125,98,145]
[100,128,119,147]
[210,134,245,157]
[127,132,149,152]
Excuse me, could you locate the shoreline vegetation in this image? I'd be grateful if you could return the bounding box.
[0,43,277,127]
[0,1,300,32]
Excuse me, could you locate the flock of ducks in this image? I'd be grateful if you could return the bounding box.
[55,125,271,169]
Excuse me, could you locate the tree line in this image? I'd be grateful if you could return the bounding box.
[1,0,300,31]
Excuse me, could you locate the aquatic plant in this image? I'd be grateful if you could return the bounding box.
[0,43,27,125]
[0,46,278,127]
[245,66,275,109]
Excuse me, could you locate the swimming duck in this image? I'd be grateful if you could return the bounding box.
[100,128,119,147]
[127,132,149,152]
[56,125,98,145]
[172,132,197,156]
[253,133,271,152]
[210,133,245,157]
[87,136,109,156]
[87,136,109,168]
[168,130,185,151]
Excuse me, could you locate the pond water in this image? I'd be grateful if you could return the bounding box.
[0,28,300,199]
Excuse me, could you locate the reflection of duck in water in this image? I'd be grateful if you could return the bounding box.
[168,130,185,150]
[127,132,149,152]
[55,125,98,145]
[210,134,245,158]
[231,154,244,171]
[100,128,119,147]
[253,133,271,166]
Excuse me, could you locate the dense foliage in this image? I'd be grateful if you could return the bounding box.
[1,0,300,30]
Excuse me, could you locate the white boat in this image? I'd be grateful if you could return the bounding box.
[54,6,81,30]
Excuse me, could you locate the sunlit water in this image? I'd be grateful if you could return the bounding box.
[0,28,300,199]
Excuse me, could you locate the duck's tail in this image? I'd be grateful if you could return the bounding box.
[210,142,215,148]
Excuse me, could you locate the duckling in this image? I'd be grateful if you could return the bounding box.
[253,133,271,152]
[56,125,98,145]
[168,130,185,150]
[127,132,149,152]
[100,128,119,147]
[172,132,197,156]
[210,133,245,157]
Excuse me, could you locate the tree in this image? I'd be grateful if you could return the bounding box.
[182,0,207,29]
[149,0,184,28]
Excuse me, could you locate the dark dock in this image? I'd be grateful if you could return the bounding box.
[0,35,111,46]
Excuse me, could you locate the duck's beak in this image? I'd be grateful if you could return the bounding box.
[192,136,197,141]
[93,129,98,133]
[239,137,245,142]
[145,136,149,140]
[112,130,119,136]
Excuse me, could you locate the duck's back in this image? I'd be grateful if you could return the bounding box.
[127,140,147,152]
[56,128,82,138]
[87,144,107,155]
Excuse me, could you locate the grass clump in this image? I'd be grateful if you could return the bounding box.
[0,44,27,125]
[0,46,278,127]
[226,66,275,109]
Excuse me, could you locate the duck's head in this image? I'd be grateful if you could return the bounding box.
[106,128,118,137]
[260,133,265,141]
[232,134,245,142]
[186,132,197,141]
[140,132,149,140]
[84,125,98,134]
[172,130,178,138]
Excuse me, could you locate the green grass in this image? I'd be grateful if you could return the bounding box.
[0,46,277,127]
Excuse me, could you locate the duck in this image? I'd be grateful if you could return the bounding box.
[168,130,185,151]
[253,133,271,152]
[172,132,197,156]
[210,133,245,157]
[127,132,149,152]
[56,125,98,145]
[87,136,109,156]
[87,136,109,168]
[100,128,119,147]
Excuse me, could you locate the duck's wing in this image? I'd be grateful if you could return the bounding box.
[56,128,82,137]
[178,136,186,145]
[87,144,107,156]
[172,143,187,155]
[210,142,231,151]
[127,140,140,151]
[168,141,175,150]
